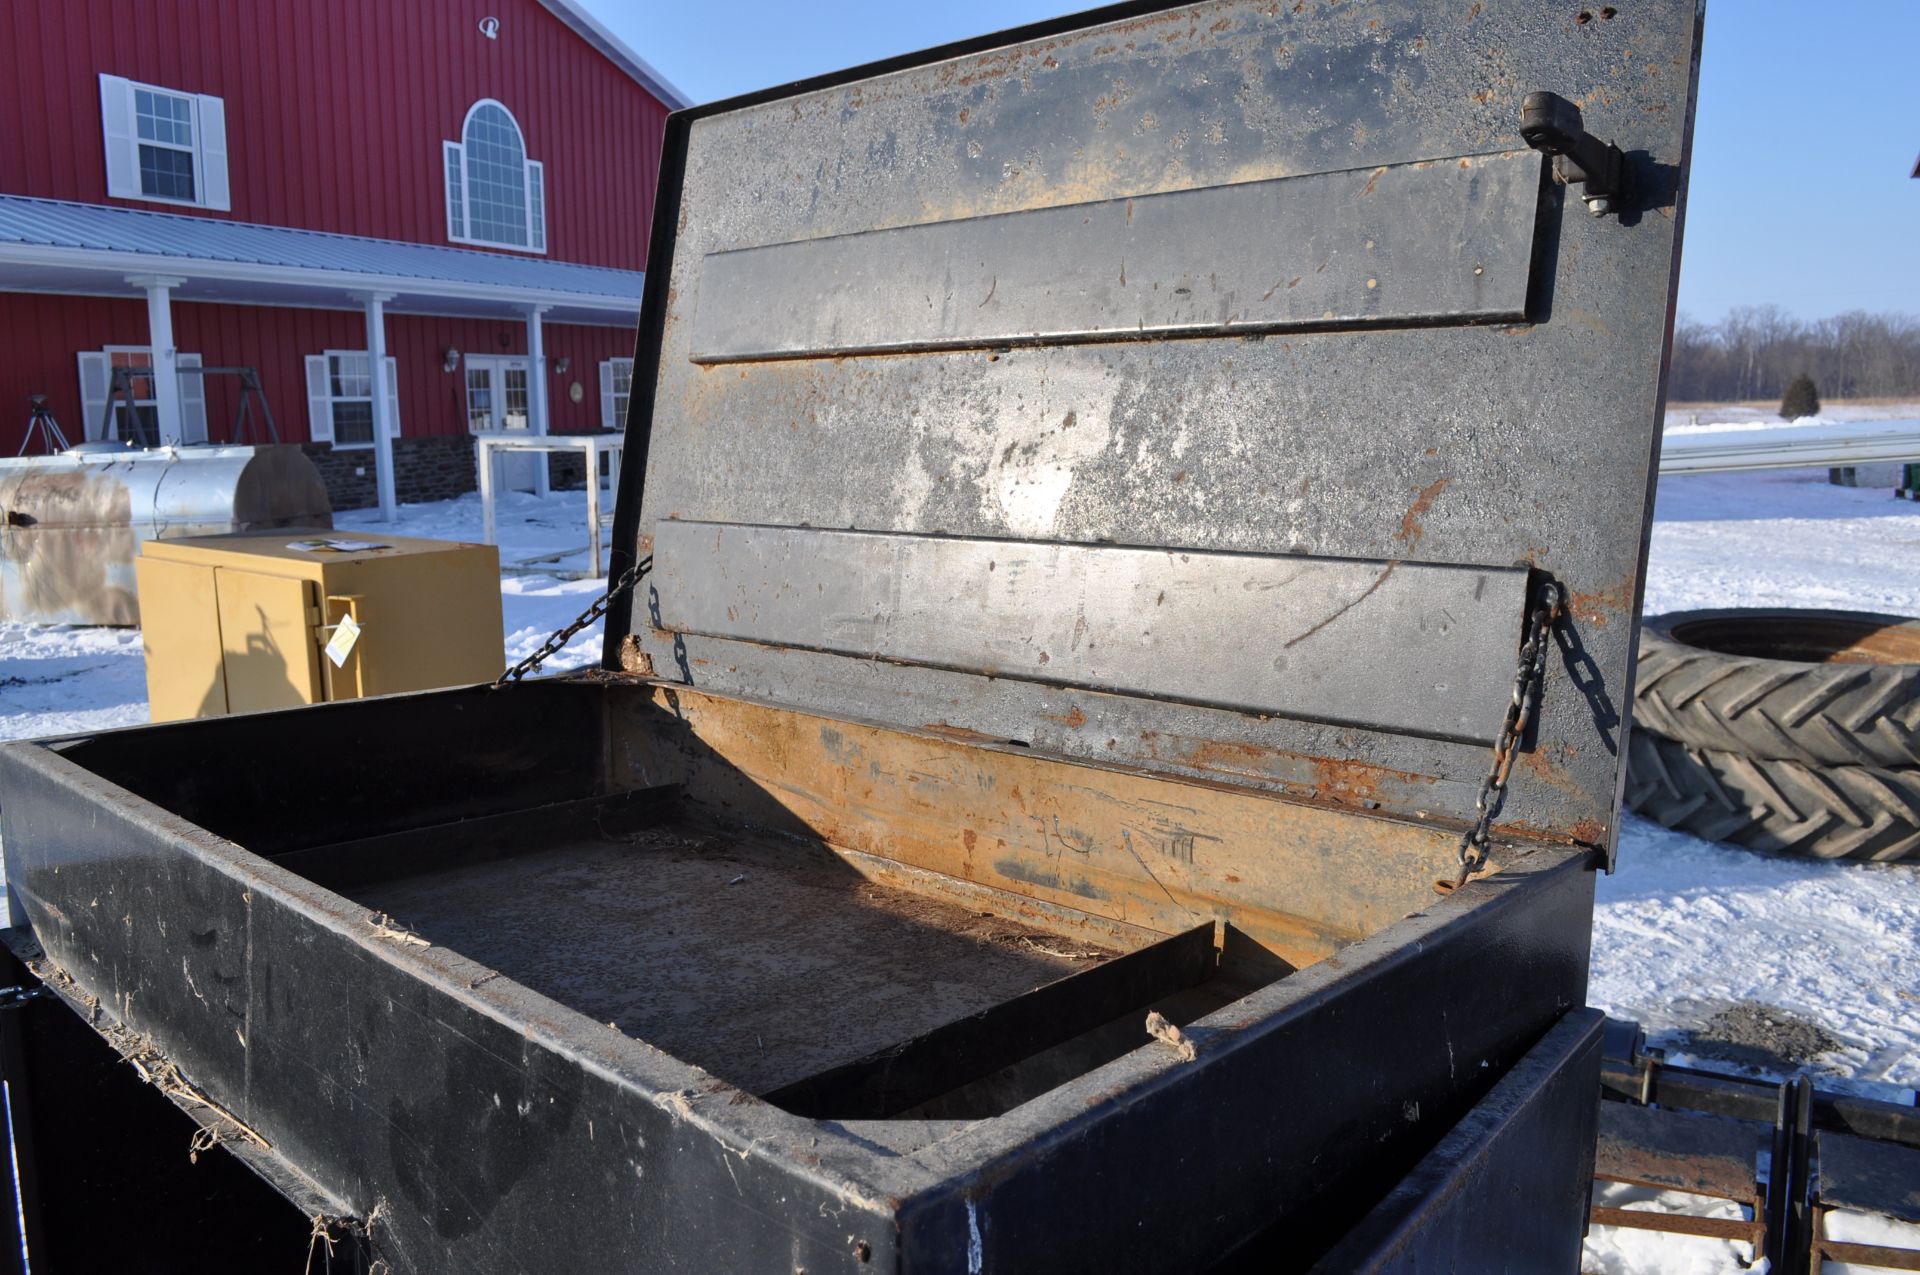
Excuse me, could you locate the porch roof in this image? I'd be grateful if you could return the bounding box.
[0,196,644,326]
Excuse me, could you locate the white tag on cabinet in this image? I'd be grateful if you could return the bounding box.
[324,614,362,669]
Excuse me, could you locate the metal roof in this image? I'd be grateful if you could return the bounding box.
[0,196,645,306]
[538,0,693,110]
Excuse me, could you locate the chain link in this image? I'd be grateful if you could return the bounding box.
[1447,580,1563,892]
[495,555,653,686]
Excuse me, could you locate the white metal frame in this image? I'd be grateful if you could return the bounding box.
[475,433,624,576]
[1660,421,1920,475]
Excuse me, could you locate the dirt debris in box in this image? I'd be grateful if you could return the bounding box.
[351,818,1127,1095]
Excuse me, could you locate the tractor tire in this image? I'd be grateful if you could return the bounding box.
[1633,608,1920,769]
[1624,727,1920,862]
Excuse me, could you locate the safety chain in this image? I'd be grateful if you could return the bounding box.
[495,555,653,686]
[0,984,48,1012]
[1447,580,1563,893]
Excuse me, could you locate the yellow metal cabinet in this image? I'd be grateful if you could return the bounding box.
[136,529,503,721]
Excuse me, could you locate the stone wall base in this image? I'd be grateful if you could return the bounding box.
[303,436,479,510]
[304,436,617,510]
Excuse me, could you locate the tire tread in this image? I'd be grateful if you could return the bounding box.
[1624,729,1920,863]
[1632,610,1920,768]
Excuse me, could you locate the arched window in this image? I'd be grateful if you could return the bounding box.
[444,100,546,253]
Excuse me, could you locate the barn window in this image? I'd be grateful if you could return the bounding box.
[445,101,547,253]
[98,75,230,210]
[305,351,399,449]
[76,347,208,444]
[600,357,635,430]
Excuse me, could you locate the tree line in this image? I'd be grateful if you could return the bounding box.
[1668,306,1920,404]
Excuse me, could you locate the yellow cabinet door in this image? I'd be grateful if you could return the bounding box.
[136,558,228,722]
[214,569,323,714]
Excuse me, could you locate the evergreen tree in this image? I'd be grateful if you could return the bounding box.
[1780,373,1821,420]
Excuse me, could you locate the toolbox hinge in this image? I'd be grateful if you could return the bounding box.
[1521,91,1628,217]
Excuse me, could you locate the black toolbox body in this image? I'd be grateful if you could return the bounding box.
[0,2,1700,1270]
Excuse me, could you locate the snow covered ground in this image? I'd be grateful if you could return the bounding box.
[2,444,1918,1272]
[1667,400,1920,428]
[0,491,616,740]
[1578,442,1920,1272]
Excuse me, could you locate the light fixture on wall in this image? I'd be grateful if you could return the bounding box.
[553,357,570,376]
[478,16,500,39]
[442,347,462,373]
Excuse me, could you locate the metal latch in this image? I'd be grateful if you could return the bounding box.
[1521,91,1627,217]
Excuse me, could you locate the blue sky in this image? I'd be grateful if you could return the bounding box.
[590,1,1920,323]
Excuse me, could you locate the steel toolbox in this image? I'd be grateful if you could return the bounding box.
[0,1,1700,1270]
[135,530,504,720]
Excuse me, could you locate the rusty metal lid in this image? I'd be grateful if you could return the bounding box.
[607,0,1703,861]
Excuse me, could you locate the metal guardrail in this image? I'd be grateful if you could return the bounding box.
[1660,419,1920,475]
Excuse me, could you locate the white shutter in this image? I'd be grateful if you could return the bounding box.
[444,141,465,240]
[99,75,139,199]
[527,160,546,253]
[196,94,230,210]
[599,360,616,429]
[77,351,111,441]
[306,354,332,443]
[384,356,400,438]
[177,353,208,442]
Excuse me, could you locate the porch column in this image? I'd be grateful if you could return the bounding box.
[126,275,185,444]
[361,292,398,521]
[526,303,551,498]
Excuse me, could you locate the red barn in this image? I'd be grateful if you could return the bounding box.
[0,0,685,512]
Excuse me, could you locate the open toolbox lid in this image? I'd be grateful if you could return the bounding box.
[607,0,1703,864]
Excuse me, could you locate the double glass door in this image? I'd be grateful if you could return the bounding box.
[465,357,542,492]
[465,357,530,434]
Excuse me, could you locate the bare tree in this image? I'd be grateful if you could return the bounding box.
[1667,309,1920,403]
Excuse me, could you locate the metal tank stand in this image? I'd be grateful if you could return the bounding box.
[15,396,71,456]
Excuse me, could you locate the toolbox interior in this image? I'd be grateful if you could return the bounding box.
[55,676,1470,1119]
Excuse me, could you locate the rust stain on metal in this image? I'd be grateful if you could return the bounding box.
[1506,813,1609,848]
[617,687,1473,969]
[1588,1205,1758,1243]
[1145,736,1442,817]
[1594,1105,1768,1215]
[1309,757,1394,807]
[1396,476,1452,547]
[1519,748,1586,800]
[1567,818,1607,845]
[1044,705,1089,729]
[1567,577,1634,626]
[921,722,1008,746]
